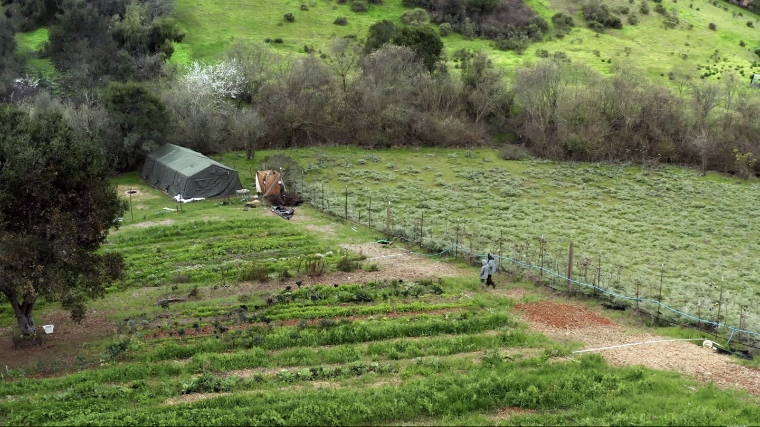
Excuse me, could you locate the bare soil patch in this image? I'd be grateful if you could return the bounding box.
[0,309,114,370]
[514,299,760,397]
[117,185,159,202]
[489,407,540,421]
[514,301,616,329]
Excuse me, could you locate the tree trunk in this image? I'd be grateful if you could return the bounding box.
[10,297,37,335]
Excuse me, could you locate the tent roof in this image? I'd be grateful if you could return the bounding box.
[146,144,236,177]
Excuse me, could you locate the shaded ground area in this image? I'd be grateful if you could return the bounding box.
[0,309,113,371]
[514,300,760,397]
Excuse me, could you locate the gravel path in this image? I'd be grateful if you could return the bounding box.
[514,300,760,396]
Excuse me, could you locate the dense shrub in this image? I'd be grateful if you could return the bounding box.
[747,21,754,28]
[639,2,650,14]
[583,2,623,30]
[439,22,452,36]
[627,14,639,25]
[284,13,295,22]
[551,12,575,28]
[401,8,429,26]
[708,22,716,30]
[334,17,348,25]
[654,3,667,15]
[351,1,368,12]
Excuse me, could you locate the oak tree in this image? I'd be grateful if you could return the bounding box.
[0,105,127,335]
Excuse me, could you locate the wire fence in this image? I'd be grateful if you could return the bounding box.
[297,180,760,350]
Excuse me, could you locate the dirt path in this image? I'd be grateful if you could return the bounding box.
[513,299,760,396]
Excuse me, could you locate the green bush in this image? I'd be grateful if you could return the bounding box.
[654,3,667,15]
[284,13,295,22]
[708,22,716,30]
[747,21,754,28]
[351,1,368,12]
[401,8,429,26]
[238,264,270,282]
[639,2,650,14]
[536,49,550,58]
[334,17,348,25]
[627,14,639,25]
[300,4,309,10]
[439,22,452,36]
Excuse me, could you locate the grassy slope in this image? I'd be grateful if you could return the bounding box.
[169,0,760,81]
[12,0,760,83]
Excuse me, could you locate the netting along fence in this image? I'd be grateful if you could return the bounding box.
[297,180,760,350]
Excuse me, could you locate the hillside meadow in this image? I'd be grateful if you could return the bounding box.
[12,0,760,83]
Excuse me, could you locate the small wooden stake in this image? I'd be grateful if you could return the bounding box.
[656,263,664,324]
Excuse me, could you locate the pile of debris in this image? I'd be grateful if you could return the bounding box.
[271,206,295,220]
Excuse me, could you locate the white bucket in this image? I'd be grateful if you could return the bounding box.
[42,324,54,334]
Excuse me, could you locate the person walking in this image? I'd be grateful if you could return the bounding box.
[487,253,497,288]
[479,259,490,289]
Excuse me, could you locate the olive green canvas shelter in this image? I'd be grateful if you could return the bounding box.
[142,144,243,199]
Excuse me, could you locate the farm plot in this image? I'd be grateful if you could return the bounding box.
[2,282,760,426]
[247,146,760,346]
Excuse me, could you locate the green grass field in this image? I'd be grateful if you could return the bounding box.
[167,0,760,81]
[12,0,760,82]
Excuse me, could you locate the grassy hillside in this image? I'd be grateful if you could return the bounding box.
[168,0,760,81]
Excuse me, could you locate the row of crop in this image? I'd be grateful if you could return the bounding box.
[109,219,298,246]
[0,319,517,398]
[12,354,760,426]
[140,312,512,362]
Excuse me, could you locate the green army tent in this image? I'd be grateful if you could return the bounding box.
[142,144,243,199]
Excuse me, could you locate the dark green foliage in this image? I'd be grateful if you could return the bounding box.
[364,19,396,53]
[551,12,575,29]
[0,105,127,335]
[284,13,295,22]
[708,22,716,30]
[639,1,650,14]
[654,3,667,15]
[102,82,169,172]
[300,4,309,10]
[391,26,444,72]
[628,14,639,25]
[351,0,368,12]
[747,21,754,28]
[583,2,623,30]
[466,0,502,13]
[439,22,452,36]
[334,16,348,25]
[0,14,22,95]
[3,0,60,31]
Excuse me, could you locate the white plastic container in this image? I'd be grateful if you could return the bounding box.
[42,324,54,334]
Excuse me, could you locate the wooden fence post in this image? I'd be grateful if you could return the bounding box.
[498,229,503,272]
[368,191,371,228]
[344,186,348,221]
[567,242,574,296]
[656,263,664,324]
[420,210,424,247]
[386,200,391,239]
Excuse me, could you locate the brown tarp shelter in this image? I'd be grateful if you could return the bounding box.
[142,144,243,199]
[255,170,284,196]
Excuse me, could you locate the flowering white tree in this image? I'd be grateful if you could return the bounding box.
[181,60,246,101]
